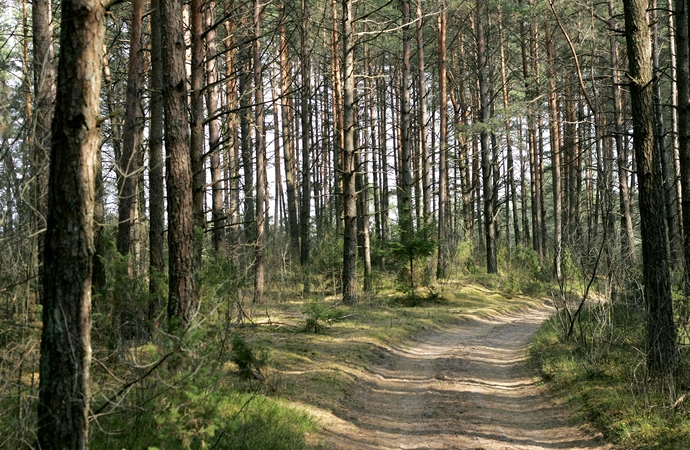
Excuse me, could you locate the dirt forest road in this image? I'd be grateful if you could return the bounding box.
[321,304,613,450]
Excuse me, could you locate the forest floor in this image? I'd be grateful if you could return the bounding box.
[310,303,614,449]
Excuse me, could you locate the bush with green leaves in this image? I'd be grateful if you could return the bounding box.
[231,334,268,381]
[92,229,156,344]
[498,246,548,297]
[386,224,437,293]
[302,302,347,333]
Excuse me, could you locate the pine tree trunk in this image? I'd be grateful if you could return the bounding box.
[476,0,496,274]
[416,0,431,226]
[149,0,165,316]
[609,0,636,263]
[191,0,206,253]
[272,58,285,236]
[545,21,563,282]
[31,0,56,298]
[118,0,143,261]
[332,0,344,233]
[498,4,520,248]
[399,0,414,239]
[279,1,300,252]
[37,0,105,444]
[206,2,225,254]
[163,0,196,326]
[300,0,311,266]
[254,0,266,303]
[675,0,690,295]
[623,0,678,373]
[651,1,679,267]
[342,0,357,305]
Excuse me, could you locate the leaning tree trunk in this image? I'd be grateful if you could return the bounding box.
[37,0,105,445]
[623,0,678,374]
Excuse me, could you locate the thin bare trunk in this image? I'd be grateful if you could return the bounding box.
[206,3,225,254]
[545,21,562,281]
[191,0,206,266]
[149,0,165,315]
[300,0,311,265]
[254,0,266,303]
[477,0,496,273]
[436,8,451,275]
[342,0,357,304]
[400,0,414,238]
[609,0,635,263]
[279,1,300,251]
[118,0,144,260]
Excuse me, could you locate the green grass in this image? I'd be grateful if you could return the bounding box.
[530,305,690,449]
[0,263,545,450]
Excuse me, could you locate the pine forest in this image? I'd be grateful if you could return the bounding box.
[2,0,690,447]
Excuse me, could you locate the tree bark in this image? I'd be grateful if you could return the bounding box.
[498,4,520,249]
[476,0,496,274]
[437,0,450,278]
[399,0,414,239]
[609,0,636,263]
[254,0,266,303]
[332,0,344,233]
[191,0,206,263]
[545,21,563,282]
[206,2,225,254]
[37,0,105,444]
[341,0,357,305]
[279,0,300,253]
[31,0,56,298]
[239,1,255,247]
[651,0,679,267]
[163,0,196,326]
[149,0,166,316]
[675,0,690,295]
[416,0,431,227]
[118,0,144,260]
[300,0,311,265]
[623,0,678,373]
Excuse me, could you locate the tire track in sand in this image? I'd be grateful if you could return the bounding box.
[321,304,613,450]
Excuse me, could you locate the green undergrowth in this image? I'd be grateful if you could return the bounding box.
[235,278,542,433]
[86,276,542,449]
[530,304,690,449]
[0,255,544,449]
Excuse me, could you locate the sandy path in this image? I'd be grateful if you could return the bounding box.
[321,305,613,449]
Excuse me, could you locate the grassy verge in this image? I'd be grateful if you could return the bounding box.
[92,277,541,449]
[530,304,690,449]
